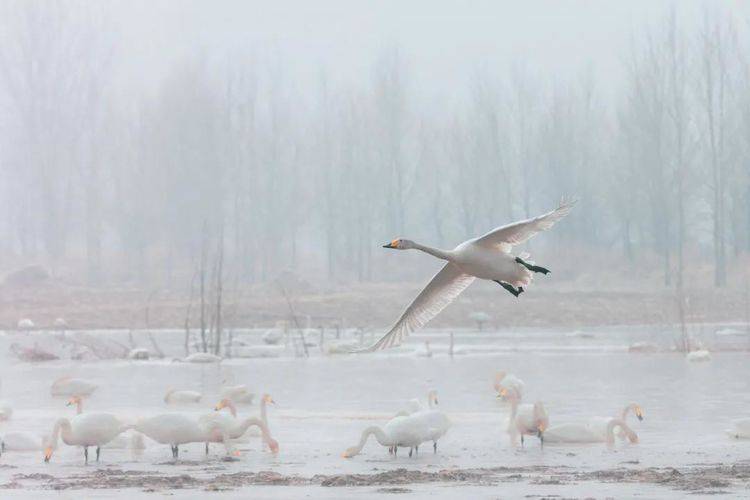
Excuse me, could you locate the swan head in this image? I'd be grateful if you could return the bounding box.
[382,238,414,250]
[263,394,276,405]
[428,389,439,406]
[268,437,280,454]
[214,398,232,411]
[497,387,507,400]
[66,395,82,407]
[341,446,358,458]
[634,405,644,421]
[497,387,519,401]
[43,446,53,462]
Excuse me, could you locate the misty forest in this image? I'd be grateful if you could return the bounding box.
[1,3,749,292]
[0,1,749,498]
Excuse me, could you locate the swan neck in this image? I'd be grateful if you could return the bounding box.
[353,426,390,454]
[51,418,70,447]
[260,398,267,424]
[508,398,519,431]
[413,243,453,261]
[239,417,273,445]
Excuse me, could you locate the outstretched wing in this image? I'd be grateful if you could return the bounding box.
[474,199,577,250]
[356,263,475,352]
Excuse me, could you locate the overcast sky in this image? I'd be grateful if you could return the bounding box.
[108,0,749,104]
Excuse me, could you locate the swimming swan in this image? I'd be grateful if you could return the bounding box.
[544,418,639,446]
[50,376,97,398]
[164,389,202,405]
[586,403,643,441]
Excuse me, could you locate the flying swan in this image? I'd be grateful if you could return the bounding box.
[358,200,576,351]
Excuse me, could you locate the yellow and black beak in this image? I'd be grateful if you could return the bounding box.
[382,241,397,249]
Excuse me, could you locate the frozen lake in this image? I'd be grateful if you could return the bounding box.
[0,325,748,497]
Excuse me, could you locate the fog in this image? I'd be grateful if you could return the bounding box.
[1,0,748,288]
[1,2,750,498]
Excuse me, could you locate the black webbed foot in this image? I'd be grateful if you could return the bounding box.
[515,256,550,275]
[494,280,523,297]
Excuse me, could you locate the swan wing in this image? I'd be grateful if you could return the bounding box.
[356,263,475,351]
[474,199,576,250]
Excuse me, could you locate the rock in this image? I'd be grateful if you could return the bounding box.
[128,348,150,360]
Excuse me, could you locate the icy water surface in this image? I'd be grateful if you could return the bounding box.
[0,325,748,498]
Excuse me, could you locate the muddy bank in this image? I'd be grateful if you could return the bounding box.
[4,463,749,495]
[1,281,748,331]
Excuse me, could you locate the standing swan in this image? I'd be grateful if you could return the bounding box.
[134,414,233,459]
[342,415,423,458]
[44,413,129,463]
[359,200,576,351]
[501,387,548,447]
[211,395,278,453]
[202,401,279,455]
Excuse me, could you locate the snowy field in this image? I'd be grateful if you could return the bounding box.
[0,326,748,498]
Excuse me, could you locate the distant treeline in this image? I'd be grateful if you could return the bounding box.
[0,3,747,288]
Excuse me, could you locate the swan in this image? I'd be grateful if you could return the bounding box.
[220,384,254,405]
[394,389,439,417]
[134,413,233,459]
[67,395,85,414]
[2,431,45,451]
[544,418,639,446]
[586,403,643,441]
[215,394,276,449]
[357,200,575,351]
[494,371,525,400]
[182,352,222,363]
[44,413,130,463]
[64,396,142,450]
[262,328,284,345]
[412,408,451,454]
[50,376,97,398]
[726,418,750,439]
[164,389,202,405]
[342,415,424,458]
[199,412,279,455]
[687,349,711,362]
[501,387,548,447]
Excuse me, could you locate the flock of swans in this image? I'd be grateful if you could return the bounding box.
[340,370,647,460]
[1,200,748,473]
[0,375,278,464]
